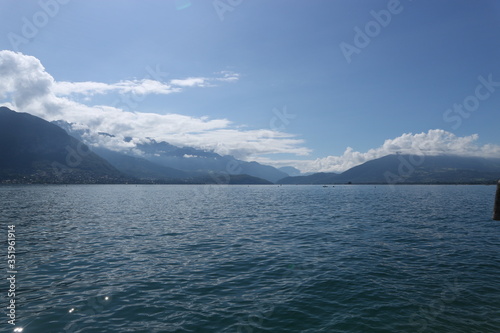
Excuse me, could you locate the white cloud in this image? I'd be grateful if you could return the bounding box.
[169,77,207,87]
[53,79,181,96]
[2,51,498,173]
[53,71,239,96]
[256,129,500,173]
[215,71,240,82]
[0,50,307,158]
[168,72,239,87]
[0,51,54,109]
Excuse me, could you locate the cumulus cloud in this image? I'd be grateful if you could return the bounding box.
[2,51,498,172]
[0,51,54,108]
[0,50,307,157]
[255,129,500,173]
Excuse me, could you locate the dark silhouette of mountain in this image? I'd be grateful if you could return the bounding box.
[54,121,288,183]
[1,108,273,185]
[92,147,191,180]
[7,108,498,185]
[136,140,288,183]
[0,107,126,183]
[92,147,275,184]
[278,154,500,185]
[239,161,288,183]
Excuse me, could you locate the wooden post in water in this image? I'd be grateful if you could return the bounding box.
[494,180,500,221]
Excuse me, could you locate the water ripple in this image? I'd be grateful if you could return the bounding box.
[0,185,499,332]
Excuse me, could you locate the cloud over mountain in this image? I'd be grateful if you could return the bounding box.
[257,129,500,173]
[1,51,498,173]
[0,50,309,158]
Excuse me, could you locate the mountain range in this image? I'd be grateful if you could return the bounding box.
[0,107,124,183]
[278,154,500,185]
[1,106,499,185]
[0,107,276,184]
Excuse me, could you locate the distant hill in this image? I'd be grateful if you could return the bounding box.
[136,140,288,183]
[0,107,126,183]
[278,154,500,185]
[0,107,274,184]
[9,106,498,185]
[92,147,191,181]
[55,120,288,183]
[278,166,302,177]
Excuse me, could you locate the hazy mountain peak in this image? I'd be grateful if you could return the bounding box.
[0,107,125,183]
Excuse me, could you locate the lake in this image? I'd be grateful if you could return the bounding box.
[1,185,499,332]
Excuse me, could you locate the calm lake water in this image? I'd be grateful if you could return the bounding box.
[1,185,499,332]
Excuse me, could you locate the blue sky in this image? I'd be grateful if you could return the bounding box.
[1,0,499,172]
